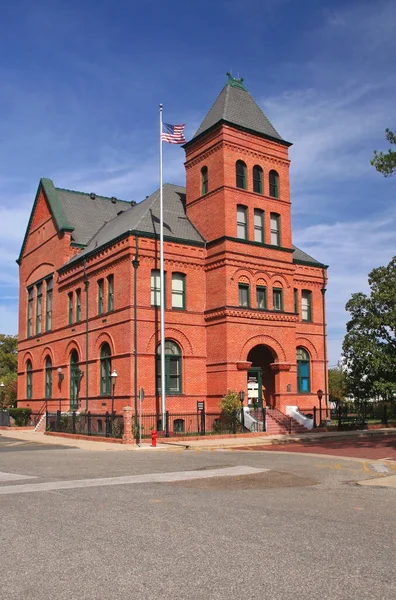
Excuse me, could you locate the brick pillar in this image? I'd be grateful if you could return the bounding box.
[122,406,135,445]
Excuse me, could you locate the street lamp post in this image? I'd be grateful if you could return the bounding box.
[111,370,118,415]
[57,368,64,412]
[317,389,324,427]
[239,390,245,431]
[0,382,5,408]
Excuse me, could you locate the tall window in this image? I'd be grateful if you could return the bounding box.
[201,166,208,195]
[68,292,73,325]
[254,209,264,243]
[256,286,267,310]
[294,288,298,314]
[70,350,80,410]
[172,273,186,310]
[269,170,279,198]
[270,213,280,246]
[273,287,283,311]
[107,275,114,312]
[157,340,182,394]
[45,356,52,399]
[302,290,312,322]
[76,289,81,322]
[98,279,104,315]
[297,347,310,392]
[27,287,34,337]
[237,205,248,239]
[253,165,263,194]
[151,269,165,307]
[45,278,53,332]
[239,283,250,307]
[100,343,111,396]
[236,160,247,189]
[36,282,43,334]
[26,360,32,399]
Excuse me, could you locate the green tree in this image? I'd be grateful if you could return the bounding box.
[219,389,242,416]
[328,364,347,408]
[342,257,396,401]
[0,334,18,378]
[371,128,396,177]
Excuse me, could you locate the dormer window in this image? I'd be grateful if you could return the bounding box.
[201,166,208,195]
[253,165,263,194]
[269,170,279,198]
[236,161,247,190]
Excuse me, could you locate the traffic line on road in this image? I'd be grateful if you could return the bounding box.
[0,465,268,495]
[0,471,36,482]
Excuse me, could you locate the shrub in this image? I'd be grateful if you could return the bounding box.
[8,408,32,427]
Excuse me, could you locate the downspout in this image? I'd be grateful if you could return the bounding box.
[321,268,328,420]
[132,235,140,430]
[84,258,90,412]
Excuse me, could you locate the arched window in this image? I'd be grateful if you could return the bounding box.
[100,343,112,396]
[269,170,279,198]
[70,350,80,410]
[253,165,263,194]
[297,347,310,393]
[236,160,247,190]
[26,360,32,399]
[156,340,182,394]
[201,166,208,195]
[45,356,52,399]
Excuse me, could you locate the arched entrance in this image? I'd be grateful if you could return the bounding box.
[247,345,277,408]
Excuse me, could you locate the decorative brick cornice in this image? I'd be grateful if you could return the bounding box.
[184,141,223,169]
[223,141,290,168]
[236,361,252,371]
[204,306,297,323]
[270,362,292,372]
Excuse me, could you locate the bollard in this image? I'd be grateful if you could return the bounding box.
[151,429,157,447]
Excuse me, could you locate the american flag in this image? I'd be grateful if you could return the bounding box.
[161,123,186,144]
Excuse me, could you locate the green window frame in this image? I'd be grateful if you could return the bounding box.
[45,278,53,332]
[237,205,248,240]
[172,273,186,310]
[156,340,182,394]
[107,275,114,312]
[98,279,104,315]
[45,356,52,399]
[36,282,43,335]
[238,283,250,307]
[269,170,279,198]
[100,343,111,396]
[201,166,208,195]
[270,213,280,246]
[256,286,267,310]
[302,290,312,322]
[68,292,73,325]
[76,288,81,322]
[254,209,264,243]
[70,350,80,410]
[294,288,298,314]
[297,347,310,393]
[27,287,34,337]
[236,160,247,190]
[273,287,283,311]
[26,360,32,399]
[151,269,166,307]
[253,165,263,194]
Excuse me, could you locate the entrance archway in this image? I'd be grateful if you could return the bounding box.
[247,345,277,408]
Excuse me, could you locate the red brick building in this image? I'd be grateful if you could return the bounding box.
[17,75,328,421]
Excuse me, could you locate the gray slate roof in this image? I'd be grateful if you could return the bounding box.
[292,245,324,266]
[56,188,131,246]
[67,184,205,263]
[193,81,286,142]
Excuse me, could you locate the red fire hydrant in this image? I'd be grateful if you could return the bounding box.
[151,429,157,447]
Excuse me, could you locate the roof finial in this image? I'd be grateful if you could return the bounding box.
[226,72,246,90]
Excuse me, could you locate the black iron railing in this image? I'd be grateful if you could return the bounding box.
[46,411,124,439]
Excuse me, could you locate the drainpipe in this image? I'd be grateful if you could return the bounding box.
[321,268,328,420]
[132,235,140,430]
[83,258,90,412]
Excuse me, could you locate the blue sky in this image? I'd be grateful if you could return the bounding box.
[1,0,395,365]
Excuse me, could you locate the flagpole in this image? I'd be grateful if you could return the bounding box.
[159,104,166,431]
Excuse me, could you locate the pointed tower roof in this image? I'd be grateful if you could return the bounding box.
[189,74,291,146]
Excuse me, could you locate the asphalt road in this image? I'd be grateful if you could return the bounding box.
[0,438,395,600]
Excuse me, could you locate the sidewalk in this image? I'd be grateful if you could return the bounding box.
[1,426,395,452]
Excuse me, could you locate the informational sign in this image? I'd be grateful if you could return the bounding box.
[247,380,259,399]
[197,401,204,411]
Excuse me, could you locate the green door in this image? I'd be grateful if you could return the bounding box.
[247,368,262,408]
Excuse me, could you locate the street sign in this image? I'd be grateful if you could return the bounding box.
[139,387,144,403]
[197,401,204,411]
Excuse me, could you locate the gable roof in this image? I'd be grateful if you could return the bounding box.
[189,76,291,146]
[292,245,327,268]
[64,183,206,267]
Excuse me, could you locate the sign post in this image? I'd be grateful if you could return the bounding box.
[139,387,144,447]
